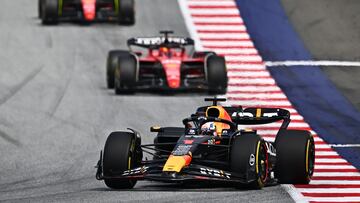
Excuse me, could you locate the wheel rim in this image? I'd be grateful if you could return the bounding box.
[306,137,315,178]
[256,142,268,184]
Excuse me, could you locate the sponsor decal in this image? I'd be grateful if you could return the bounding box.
[232,112,278,118]
[172,144,192,156]
[187,129,196,135]
[249,154,255,166]
[185,135,204,138]
[123,166,149,176]
[134,37,188,45]
[200,168,231,179]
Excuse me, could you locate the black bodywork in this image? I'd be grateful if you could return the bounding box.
[96,98,296,185]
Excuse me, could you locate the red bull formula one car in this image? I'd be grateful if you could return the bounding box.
[106,31,228,94]
[39,0,135,25]
[95,97,315,189]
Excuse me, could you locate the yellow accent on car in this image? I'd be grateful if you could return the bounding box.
[255,141,260,174]
[255,141,264,187]
[128,157,131,170]
[244,128,253,132]
[163,156,186,172]
[256,108,261,118]
[305,139,310,173]
[58,0,63,16]
[114,0,119,15]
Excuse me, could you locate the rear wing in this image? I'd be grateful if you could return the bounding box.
[127,37,194,49]
[195,106,291,129]
[231,107,291,129]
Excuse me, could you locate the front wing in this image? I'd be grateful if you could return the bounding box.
[98,163,257,184]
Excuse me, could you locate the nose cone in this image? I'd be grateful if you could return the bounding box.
[163,155,192,172]
[82,0,96,21]
[161,59,181,89]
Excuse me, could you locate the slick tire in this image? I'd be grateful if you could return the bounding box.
[38,0,42,19]
[118,0,135,25]
[275,130,315,184]
[103,131,139,189]
[40,0,59,25]
[106,50,130,89]
[114,52,137,94]
[206,55,228,95]
[231,134,268,189]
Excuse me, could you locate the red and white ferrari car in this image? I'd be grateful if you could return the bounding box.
[39,0,135,25]
[106,31,228,94]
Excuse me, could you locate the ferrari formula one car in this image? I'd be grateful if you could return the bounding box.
[106,31,228,94]
[95,97,315,189]
[39,0,135,25]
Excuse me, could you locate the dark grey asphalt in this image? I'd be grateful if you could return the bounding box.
[281,0,360,110]
[0,0,292,202]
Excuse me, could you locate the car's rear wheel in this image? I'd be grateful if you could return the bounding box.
[206,55,228,95]
[275,130,315,184]
[40,0,59,25]
[231,134,268,189]
[114,52,137,94]
[117,0,135,25]
[103,131,140,189]
[106,50,130,89]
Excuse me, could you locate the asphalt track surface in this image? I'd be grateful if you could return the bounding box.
[281,0,360,111]
[0,0,293,202]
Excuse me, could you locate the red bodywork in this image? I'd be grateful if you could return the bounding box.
[81,0,96,21]
[139,48,205,89]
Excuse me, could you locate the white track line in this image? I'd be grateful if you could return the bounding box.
[329,144,360,148]
[188,1,236,6]
[265,60,360,67]
[178,0,203,51]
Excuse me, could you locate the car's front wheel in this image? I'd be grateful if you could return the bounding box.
[102,131,141,189]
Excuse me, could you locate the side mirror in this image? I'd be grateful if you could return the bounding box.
[150,126,162,132]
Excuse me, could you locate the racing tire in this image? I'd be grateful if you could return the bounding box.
[231,134,268,189]
[114,52,137,94]
[275,130,315,184]
[40,0,59,25]
[106,50,130,89]
[102,131,140,189]
[38,0,42,19]
[117,0,135,25]
[206,55,228,95]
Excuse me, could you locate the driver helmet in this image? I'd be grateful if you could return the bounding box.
[201,122,218,136]
[159,46,169,56]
